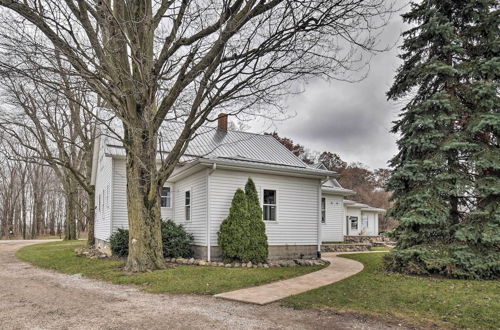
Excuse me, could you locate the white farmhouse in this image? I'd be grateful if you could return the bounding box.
[91,114,385,260]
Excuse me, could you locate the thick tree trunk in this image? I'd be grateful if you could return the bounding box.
[124,124,165,272]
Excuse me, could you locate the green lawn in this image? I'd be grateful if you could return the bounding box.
[370,246,392,251]
[16,241,324,295]
[283,253,500,329]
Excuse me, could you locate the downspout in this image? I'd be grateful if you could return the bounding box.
[206,162,216,261]
[318,176,330,258]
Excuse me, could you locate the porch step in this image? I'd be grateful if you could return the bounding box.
[321,243,372,253]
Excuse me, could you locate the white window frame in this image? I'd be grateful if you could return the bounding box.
[107,185,110,209]
[321,197,326,223]
[362,215,369,230]
[160,186,172,208]
[262,188,277,222]
[185,189,191,221]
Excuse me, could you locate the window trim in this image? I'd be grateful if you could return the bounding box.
[321,197,326,223]
[362,214,369,230]
[262,188,278,222]
[184,189,191,221]
[160,186,172,208]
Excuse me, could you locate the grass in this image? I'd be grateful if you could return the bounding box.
[16,241,324,295]
[282,253,500,329]
[370,246,392,251]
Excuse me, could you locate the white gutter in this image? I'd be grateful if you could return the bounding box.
[206,163,216,261]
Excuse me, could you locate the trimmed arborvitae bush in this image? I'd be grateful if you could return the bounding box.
[109,220,194,258]
[217,188,251,263]
[161,219,194,258]
[245,178,268,263]
[110,228,129,257]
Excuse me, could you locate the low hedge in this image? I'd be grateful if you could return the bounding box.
[109,220,194,258]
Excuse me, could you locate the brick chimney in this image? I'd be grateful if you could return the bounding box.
[217,113,228,131]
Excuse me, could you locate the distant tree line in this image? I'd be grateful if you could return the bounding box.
[265,132,396,231]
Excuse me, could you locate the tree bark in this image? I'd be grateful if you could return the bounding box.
[86,185,96,247]
[64,180,78,240]
[124,124,165,272]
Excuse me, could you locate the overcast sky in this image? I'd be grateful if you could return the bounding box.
[245,4,408,170]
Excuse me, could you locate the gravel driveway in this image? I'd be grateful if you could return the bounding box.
[0,240,409,330]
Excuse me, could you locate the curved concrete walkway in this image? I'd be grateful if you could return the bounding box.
[215,252,368,305]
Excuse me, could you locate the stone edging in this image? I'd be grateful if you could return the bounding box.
[75,248,329,268]
[166,257,328,268]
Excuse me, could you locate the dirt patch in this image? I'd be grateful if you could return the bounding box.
[0,240,415,329]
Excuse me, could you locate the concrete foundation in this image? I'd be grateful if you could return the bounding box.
[192,245,318,261]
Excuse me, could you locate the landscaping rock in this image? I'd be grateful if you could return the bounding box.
[224,264,232,268]
[263,264,269,268]
[188,258,195,264]
[217,262,224,267]
[257,263,263,268]
[233,263,240,268]
[198,260,206,266]
[247,261,252,268]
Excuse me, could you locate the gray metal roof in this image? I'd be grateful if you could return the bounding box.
[102,121,329,171]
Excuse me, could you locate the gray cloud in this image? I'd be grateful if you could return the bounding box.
[247,8,407,169]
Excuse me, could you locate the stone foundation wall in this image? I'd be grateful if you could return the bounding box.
[192,245,318,261]
[321,243,372,252]
[95,238,112,256]
[344,235,381,244]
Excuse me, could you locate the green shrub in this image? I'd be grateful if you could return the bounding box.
[109,220,194,258]
[218,188,251,263]
[245,178,268,263]
[109,228,129,257]
[161,219,194,258]
[218,178,269,263]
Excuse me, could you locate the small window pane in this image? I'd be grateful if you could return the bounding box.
[185,191,191,221]
[264,190,275,204]
[321,198,326,223]
[161,187,171,208]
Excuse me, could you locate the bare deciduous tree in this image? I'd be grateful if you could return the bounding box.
[0,0,393,271]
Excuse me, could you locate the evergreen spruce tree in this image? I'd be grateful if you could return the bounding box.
[218,189,251,263]
[450,0,500,279]
[245,178,269,263]
[385,0,469,276]
[385,0,499,279]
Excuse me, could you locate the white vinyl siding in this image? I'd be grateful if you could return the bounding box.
[208,169,319,246]
[94,140,113,241]
[172,170,207,245]
[110,159,176,236]
[321,195,344,242]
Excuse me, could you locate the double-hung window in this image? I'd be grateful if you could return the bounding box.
[263,189,277,221]
[161,187,171,208]
[185,190,191,221]
[321,198,326,223]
